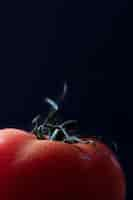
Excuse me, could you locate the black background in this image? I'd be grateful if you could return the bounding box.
[0,0,131,199]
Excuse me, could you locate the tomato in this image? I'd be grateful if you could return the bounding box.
[0,128,126,200]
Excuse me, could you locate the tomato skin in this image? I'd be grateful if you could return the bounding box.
[0,128,126,200]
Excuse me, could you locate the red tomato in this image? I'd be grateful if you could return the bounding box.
[0,128,126,200]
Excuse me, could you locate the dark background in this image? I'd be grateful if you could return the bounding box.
[0,0,131,199]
